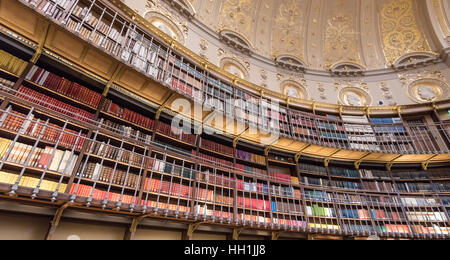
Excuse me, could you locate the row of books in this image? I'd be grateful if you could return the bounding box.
[0,138,79,174]
[339,209,371,219]
[370,117,406,133]
[317,120,345,131]
[271,200,303,214]
[0,171,67,193]
[89,141,144,167]
[306,205,337,218]
[410,225,450,235]
[329,167,359,178]
[270,184,301,198]
[335,193,364,204]
[302,176,330,187]
[68,183,137,204]
[308,223,341,230]
[0,78,14,89]
[362,181,394,192]
[401,197,439,207]
[290,116,316,128]
[237,197,271,211]
[269,172,294,184]
[359,169,391,179]
[391,171,431,180]
[78,162,140,188]
[168,78,202,101]
[195,188,234,206]
[200,138,233,156]
[102,99,154,130]
[406,211,448,222]
[143,177,192,198]
[235,149,266,165]
[344,224,373,233]
[236,180,301,198]
[298,163,327,175]
[319,131,347,140]
[236,214,271,224]
[198,171,233,187]
[151,159,196,179]
[395,182,435,193]
[25,65,102,108]
[32,0,76,20]
[170,65,204,90]
[235,163,266,176]
[140,199,191,214]
[331,180,363,190]
[376,225,410,234]
[0,50,28,76]
[193,205,233,219]
[196,151,233,168]
[370,209,405,221]
[156,121,196,145]
[304,190,333,202]
[430,182,449,192]
[100,118,152,143]
[16,86,94,123]
[1,110,86,150]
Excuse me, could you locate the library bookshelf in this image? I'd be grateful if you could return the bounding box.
[0,0,447,240]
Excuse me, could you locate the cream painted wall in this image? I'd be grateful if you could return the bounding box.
[134,228,182,240]
[51,221,126,240]
[0,212,50,240]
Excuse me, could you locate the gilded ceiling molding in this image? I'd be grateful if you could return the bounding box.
[379,0,433,65]
[271,0,306,63]
[323,6,363,69]
[163,0,197,18]
[218,0,255,47]
[431,0,450,43]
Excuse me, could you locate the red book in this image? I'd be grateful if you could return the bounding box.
[37,146,53,168]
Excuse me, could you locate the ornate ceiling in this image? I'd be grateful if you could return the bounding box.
[186,0,442,70]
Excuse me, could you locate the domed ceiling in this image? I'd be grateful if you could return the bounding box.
[186,0,441,70]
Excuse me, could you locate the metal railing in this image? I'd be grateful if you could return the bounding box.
[18,0,450,155]
[0,107,448,238]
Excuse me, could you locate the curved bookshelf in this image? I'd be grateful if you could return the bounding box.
[0,0,447,240]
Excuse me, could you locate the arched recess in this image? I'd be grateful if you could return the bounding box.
[144,11,186,44]
[219,30,253,55]
[281,80,309,100]
[220,57,249,80]
[330,62,366,76]
[275,55,308,72]
[393,52,439,70]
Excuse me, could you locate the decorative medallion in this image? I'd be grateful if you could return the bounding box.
[339,87,372,106]
[408,79,449,103]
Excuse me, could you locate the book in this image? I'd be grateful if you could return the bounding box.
[0,50,28,75]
